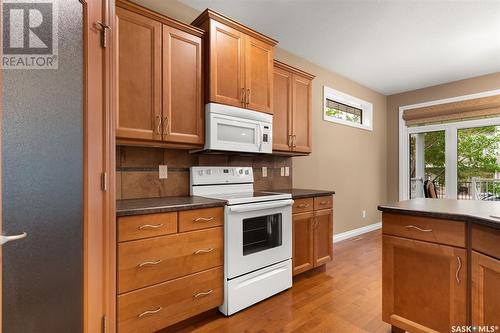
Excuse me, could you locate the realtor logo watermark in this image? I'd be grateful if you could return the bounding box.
[2,0,58,69]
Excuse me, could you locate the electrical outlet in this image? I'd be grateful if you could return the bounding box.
[159,165,168,179]
[362,210,367,218]
[262,166,267,177]
[280,167,285,176]
[285,166,290,176]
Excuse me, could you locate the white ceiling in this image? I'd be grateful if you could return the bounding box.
[179,0,500,95]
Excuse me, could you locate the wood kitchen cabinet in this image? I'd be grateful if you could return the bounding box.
[313,209,334,266]
[117,206,224,333]
[192,9,276,114]
[472,224,500,326]
[273,61,314,154]
[115,6,161,141]
[116,0,204,147]
[292,212,314,275]
[472,251,500,326]
[292,196,333,276]
[382,213,468,333]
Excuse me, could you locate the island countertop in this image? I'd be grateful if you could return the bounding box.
[378,198,500,229]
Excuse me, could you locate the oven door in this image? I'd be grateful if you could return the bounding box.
[225,199,293,279]
[207,112,264,153]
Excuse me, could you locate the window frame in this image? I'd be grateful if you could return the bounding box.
[398,89,500,200]
[323,86,373,131]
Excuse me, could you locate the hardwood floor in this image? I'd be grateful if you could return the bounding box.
[160,230,390,333]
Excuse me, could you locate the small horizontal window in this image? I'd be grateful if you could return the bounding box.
[323,86,373,131]
[325,99,363,125]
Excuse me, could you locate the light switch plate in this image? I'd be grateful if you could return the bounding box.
[280,167,285,176]
[262,166,267,177]
[285,166,290,177]
[159,165,168,179]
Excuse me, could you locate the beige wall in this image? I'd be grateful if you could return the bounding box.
[274,49,388,234]
[130,0,388,234]
[386,72,500,202]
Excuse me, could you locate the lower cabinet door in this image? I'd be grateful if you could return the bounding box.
[313,209,333,267]
[472,250,500,326]
[118,267,223,333]
[382,235,467,332]
[292,212,314,275]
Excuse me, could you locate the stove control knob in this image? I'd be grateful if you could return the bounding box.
[198,170,204,176]
[206,169,212,175]
[245,169,249,175]
[238,169,243,175]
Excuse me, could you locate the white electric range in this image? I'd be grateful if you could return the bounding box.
[190,166,293,316]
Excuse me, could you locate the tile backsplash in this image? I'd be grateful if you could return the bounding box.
[116,146,292,200]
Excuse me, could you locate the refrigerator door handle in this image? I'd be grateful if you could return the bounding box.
[0,232,27,245]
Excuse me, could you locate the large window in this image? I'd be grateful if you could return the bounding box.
[402,115,500,201]
[323,86,373,131]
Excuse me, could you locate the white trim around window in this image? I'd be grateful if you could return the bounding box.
[323,86,373,131]
[398,89,500,201]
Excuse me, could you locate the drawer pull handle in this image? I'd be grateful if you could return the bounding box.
[138,223,164,230]
[138,260,162,268]
[138,307,162,318]
[320,201,328,205]
[297,203,309,208]
[194,217,214,222]
[405,225,433,232]
[194,289,213,298]
[194,247,214,255]
[456,256,462,285]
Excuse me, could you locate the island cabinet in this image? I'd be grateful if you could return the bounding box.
[192,9,277,114]
[292,195,333,275]
[382,213,467,333]
[273,61,314,154]
[471,225,500,326]
[115,0,204,147]
[116,207,224,333]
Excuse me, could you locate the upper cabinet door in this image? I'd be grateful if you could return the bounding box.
[209,20,245,108]
[292,74,312,153]
[116,7,162,141]
[162,25,204,145]
[272,65,292,151]
[245,36,273,114]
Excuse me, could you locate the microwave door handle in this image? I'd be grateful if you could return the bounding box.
[229,199,294,213]
[256,124,262,150]
[259,124,264,150]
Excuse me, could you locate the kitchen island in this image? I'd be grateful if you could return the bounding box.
[378,198,500,333]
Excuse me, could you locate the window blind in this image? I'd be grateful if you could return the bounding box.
[402,94,500,126]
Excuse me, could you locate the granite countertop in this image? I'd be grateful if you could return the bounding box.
[272,188,335,199]
[378,198,500,229]
[117,196,227,217]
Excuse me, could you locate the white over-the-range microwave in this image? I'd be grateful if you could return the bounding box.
[203,103,272,154]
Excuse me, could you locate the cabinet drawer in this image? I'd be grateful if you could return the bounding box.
[179,207,223,232]
[382,213,466,248]
[118,227,223,294]
[118,266,223,333]
[293,198,313,214]
[118,213,178,242]
[314,195,333,210]
[472,224,500,259]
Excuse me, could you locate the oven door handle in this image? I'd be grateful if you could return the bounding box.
[228,199,294,213]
